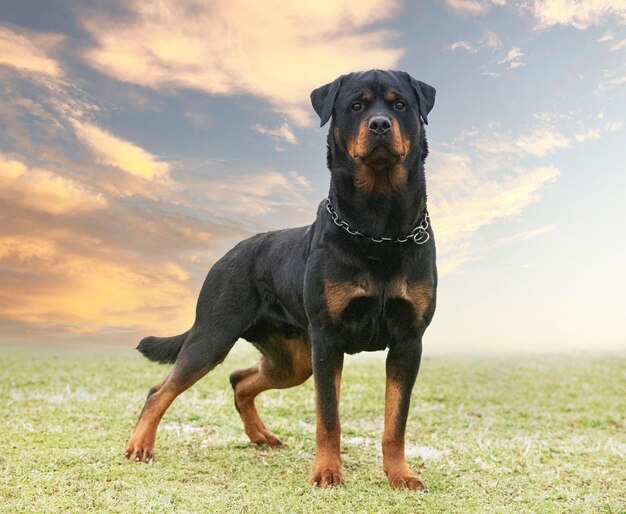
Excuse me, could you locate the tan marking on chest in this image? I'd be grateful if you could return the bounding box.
[387,278,434,322]
[324,280,377,322]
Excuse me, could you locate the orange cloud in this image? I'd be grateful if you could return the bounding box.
[79,0,404,125]
[0,25,64,77]
[0,153,107,214]
[71,120,169,179]
[0,235,196,333]
[0,151,314,341]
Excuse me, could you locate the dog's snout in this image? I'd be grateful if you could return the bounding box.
[368,116,391,134]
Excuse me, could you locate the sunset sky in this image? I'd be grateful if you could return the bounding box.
[0,0,624,353]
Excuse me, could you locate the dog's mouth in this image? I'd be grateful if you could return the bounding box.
[354,141,405,166]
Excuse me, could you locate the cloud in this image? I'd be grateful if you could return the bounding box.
[498,47,526,69]
[184,111,211,128]
[531,0,626,30]
[0,234,197,334]
[493,224,556,245]
[79,0,404,126]
[0,163,318,340]
[515,127,570,156]
[448,40,477,53]
[0,25,64,77]
[445,0,505,15]
[462,123,571,157]
[595,67,626,94]
[428,149,560,275]
[0,153,107,214]
[252,122,298,150]
[447,30,502,54]
[610,38,626,51]
[0,43,174,200]
[0,160,257,340]
[183,169,315,229]
[0,35,322,342]
[598,31,615,42]
[71,119,170,179]
[426,116,575,274]
[597,27,626,50]
[479,30,503,50]
[571,120,623,144]
[575,128,601,142]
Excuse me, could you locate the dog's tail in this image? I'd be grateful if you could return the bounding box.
[136,330,189,364]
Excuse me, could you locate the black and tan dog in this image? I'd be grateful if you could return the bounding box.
[125,69,437,491]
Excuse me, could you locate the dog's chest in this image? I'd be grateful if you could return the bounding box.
[324,277,434,353]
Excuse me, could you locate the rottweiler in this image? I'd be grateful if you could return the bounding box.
[125,69,437,491]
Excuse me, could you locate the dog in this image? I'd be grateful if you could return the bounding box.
[125,69,437,491]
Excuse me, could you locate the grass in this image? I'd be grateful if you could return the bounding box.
[0,343,624,513]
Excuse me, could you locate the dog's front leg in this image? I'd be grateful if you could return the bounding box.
[382,339,427,491]
[309,329,344,488]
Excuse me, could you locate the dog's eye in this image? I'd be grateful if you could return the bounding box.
[351,102,363,112]
[395,101,405,110]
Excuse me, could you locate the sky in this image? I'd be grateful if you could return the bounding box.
[0,0,624,354]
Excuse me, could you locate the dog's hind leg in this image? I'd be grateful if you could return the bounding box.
[230,337,312,448]
[125,324,239,462]
[125,255,259,462]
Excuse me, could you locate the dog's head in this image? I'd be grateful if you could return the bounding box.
[311,70,435,195]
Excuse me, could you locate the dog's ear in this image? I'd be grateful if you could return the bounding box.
[398,72,436,125]
[310,75,345,127]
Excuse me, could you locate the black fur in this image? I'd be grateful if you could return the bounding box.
[137,331,189,364]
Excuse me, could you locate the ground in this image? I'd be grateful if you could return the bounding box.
[0,343,624,513]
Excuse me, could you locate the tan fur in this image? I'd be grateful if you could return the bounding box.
[347,119,370,160]
[310,367,343,487]
[347,117,410,196]
[382,377,427,490]
[384,90,398,102]
[353,162,406,196]
[125,367,210,461]
[232,337,312,447]
[387,278,434,323]
[389,118,410,156]
[324,279,377,322]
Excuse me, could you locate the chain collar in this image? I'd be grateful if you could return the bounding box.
[325,199,430,245]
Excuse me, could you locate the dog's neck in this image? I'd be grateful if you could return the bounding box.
[326,141,429,239]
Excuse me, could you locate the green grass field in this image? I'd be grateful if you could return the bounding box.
[1,344,624,513]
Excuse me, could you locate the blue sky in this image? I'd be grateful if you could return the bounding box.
[0,0,624,353]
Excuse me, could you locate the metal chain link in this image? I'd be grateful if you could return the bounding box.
[325,199,430,245]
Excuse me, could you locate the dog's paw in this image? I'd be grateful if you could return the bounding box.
[385,467,427,491]
[247,428,285,449]
[124,438,154,463]
[309,464,344,488]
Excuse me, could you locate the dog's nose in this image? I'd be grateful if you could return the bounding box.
[368,116,391,134]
